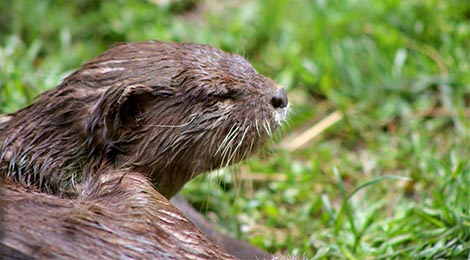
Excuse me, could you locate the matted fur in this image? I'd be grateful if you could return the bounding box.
[1,170,236,259]
[0,41,288,198]
[0,41,289,259]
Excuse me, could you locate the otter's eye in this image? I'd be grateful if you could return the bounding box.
[215,89,241,100]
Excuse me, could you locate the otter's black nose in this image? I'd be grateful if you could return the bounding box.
[271,88,288,108]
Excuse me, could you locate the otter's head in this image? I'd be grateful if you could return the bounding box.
[48,41,289,197]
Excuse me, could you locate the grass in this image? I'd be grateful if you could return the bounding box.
[1,0,469,258]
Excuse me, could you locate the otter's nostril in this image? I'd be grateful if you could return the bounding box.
[271,88,288,108]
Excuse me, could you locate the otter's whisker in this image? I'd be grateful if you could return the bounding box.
[216,124,238,156]
[225,120,250,168]
[263,120,272,137]
[220,124,242,167]
[220,129,239,167]
[241,137,255,161]
[255,120,261,137]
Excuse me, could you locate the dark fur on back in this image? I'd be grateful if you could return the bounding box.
[0,41,288,198]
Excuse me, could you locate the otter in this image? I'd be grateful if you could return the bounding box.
[0,41,288,259]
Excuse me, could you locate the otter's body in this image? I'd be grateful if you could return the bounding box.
[0,41,288,259]
[1,170,237,259]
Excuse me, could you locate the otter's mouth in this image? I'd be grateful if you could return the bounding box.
[273,104,289,127]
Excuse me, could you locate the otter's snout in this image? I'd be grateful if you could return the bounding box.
[271,88,288,108]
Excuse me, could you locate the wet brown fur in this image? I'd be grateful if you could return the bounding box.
[0,41,288,259]
[0,41,286,198]
[1,169,236,259]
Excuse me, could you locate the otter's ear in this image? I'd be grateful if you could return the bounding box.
[117,84,172,125]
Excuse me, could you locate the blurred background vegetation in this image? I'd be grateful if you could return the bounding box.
[1,0,469,258]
